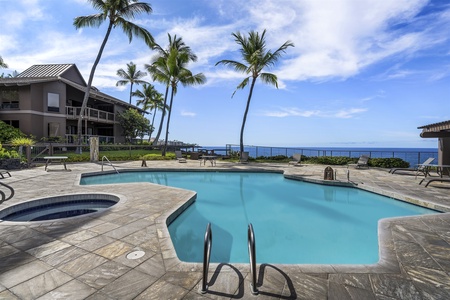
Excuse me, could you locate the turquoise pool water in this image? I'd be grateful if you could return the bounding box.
[80,171,438,264]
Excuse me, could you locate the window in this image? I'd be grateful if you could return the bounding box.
[1,89,19,109]
[48,122,60,136]
[3,120,19,128]
[48,93,60,112]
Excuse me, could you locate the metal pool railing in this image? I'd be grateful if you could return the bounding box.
[101,156,119,174]
[0,181,14,204]
[248,223,259,295]
[201,223,212,294]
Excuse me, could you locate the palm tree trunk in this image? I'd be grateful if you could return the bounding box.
[152,85,169,146]
[129,82,134,104]
[148,106,157,142]
[240,77,257,160]
[76,21,114,153]
[162,87,175,156]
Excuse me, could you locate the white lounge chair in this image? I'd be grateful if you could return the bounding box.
[389,157,435,176]
[175,151,187,163]
[354,155,369,169]
[289,153,302,166]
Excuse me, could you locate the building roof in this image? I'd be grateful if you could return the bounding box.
[17,64,75,78]
[0,64,145,113]
[418,120,450,138]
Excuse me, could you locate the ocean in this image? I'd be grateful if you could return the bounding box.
[199,145,438,167]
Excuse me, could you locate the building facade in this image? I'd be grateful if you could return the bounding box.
[0,64,145,144]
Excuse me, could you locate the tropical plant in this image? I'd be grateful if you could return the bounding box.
[73,0,155,150]
[117,108,151,143]
[146,34,206,155]
[0,56,7,68]
[0,120,26,143]
[9,137,36,146]
[116,61,148,104]
[215,30,293,160]
[132,83,166,142]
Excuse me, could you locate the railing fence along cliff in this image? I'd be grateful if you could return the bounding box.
[224,144,438,167]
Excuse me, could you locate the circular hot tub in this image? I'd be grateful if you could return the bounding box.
[0,193,120,222]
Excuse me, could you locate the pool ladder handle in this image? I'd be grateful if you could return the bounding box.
[201,223,259,295]
[248,223,259,295]
[201,223,212,294]
[0,181,15,204]
[101,156,119,174]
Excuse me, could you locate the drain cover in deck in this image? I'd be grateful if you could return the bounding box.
[126,250,145,260]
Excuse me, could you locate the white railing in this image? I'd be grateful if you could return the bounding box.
[66,106,115,124]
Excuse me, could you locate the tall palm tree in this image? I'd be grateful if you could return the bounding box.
[73,0,154,149]
[147,36,205,155]
[216,30,293,160]
[146,33,198,147]
[132,83,166,141]
[116,61,148,104]
[0,56,7,68]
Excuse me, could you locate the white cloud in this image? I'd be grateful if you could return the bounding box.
[180,110,196,117]
[261,107,367,119]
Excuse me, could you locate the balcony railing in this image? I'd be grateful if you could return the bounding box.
[66,106,115,123]
[65,134,115,144]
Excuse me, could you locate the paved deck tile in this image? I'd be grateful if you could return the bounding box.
[0,160,449,299]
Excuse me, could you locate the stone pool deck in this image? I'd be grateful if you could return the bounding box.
[0,160,449,299]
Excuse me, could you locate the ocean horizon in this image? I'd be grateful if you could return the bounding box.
[199,145,438,167]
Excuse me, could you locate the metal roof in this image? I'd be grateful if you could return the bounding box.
[418,120,450,131]
[0,77,59,86]
[17,64,75,78]
[418,120,450,138]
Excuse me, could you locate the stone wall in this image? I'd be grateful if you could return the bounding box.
[0,159,21,170]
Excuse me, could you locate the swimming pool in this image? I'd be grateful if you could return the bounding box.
[80,171,438,264]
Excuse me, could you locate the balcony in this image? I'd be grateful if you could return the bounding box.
[66,106,115,124]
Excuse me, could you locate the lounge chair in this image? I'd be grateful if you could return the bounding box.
[175,151,187,163]
[0,169,11,179]
[289,153,302,166]
[350,155,369,169]
[389,157,435,176]
[419,177,450,187]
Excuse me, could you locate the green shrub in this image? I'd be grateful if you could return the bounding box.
[303,156,409,168]
[0,144,20,159]
[141,153,175,161]
[305,156,354,165]
[368,158,409,168]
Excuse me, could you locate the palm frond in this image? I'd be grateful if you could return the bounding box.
[116,18,154,46]
[73,13,105,28]
[259,73,278,88]
[215,60,248,73]
[116,79,129,86]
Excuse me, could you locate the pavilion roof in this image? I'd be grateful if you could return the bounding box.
[418,120,450,138]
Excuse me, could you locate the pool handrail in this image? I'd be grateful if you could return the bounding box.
[201,222,212,294]
[101,156,119,174]
[248,223,259,295]
[0,181,14,204]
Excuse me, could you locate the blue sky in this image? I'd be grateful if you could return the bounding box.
[1,0,449,148]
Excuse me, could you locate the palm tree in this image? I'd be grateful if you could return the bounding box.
[162,49,205,155]
[147,35,205,155]
[0,56,7,69]
[116,61,148,104]
[73,0,154,149]
[146,34,198,148]
[215,30,293,160]
[132,83,166,141]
